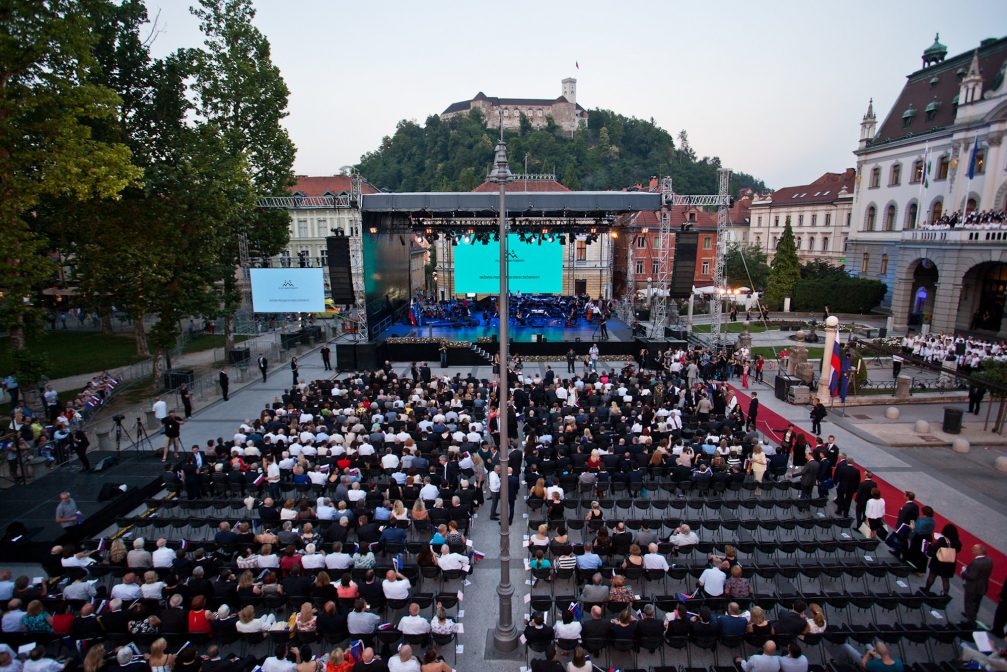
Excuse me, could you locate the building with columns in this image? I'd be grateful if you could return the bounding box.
[846,34,1007,336]
[441,78,588,135]
[749,170,855,265]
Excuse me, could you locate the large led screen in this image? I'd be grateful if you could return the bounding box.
[453,234,563,294]
[250,268,325,312]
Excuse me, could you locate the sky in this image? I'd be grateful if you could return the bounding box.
[146,0,1006,190]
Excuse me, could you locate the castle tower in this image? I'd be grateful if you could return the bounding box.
[859,98,877,149]
[561,77,577,105]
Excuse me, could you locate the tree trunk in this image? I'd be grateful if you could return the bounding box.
[224,313,235,352]
[100,308,114,335]
[152,351,164,385]
[133,315,149,357]
[8,324,25,350]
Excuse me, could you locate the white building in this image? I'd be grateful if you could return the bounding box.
[441,78,588,135]
[847,34,1007,335]
[749,170,855,266]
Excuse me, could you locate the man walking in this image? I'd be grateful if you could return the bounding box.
[810,397,827,435]
[179,383,192,418]
[962,545,993,624]
[488,465,501,521]
[833,453,860,517]
[320,344,332,371]
[290,356,299,385]
[257,354,268,383]
[599,314,608,340]
[55,492,79,529]
[71,429,91,472]
[892,353,903,379]
[747,392,759,431]
[506,467,520,526]
[218,369,229,401]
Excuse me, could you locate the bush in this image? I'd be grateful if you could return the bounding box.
[792,277,887,313]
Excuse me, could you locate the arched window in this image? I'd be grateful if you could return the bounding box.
[808,236,815,252]
[889,163,902,186]
[905,202,919,229]
[796,237,802,250]
[966,197,977,214]
[937,155,950,180]
[822,236,829,251]
[865,205,877,231]
[884,204,897,231]
[931,200,943,224]
[912,160,924,184]
[869,167,881,189]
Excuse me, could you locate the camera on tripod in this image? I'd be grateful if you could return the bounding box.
[113,414,126,423]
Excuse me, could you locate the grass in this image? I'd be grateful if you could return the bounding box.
[692,323,769,334]
[751,346,824,359]
[0,331,144,380]
[181,334,249,354]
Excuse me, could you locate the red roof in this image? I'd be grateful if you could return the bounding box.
[758,169,855,207]
[629,206,717,229]
[471,179,571,193]
[290,175,380,196]
[873,36,1007,146]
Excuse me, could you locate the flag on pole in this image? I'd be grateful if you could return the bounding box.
[968,136,980,179]
[839,352,852,402]
[348,640,364,663]
[568,601,584,620]
[920,147,930,188]
[828,338,842,397]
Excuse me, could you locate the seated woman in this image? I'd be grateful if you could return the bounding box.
[529,524,550,548]
[235,605,275,633]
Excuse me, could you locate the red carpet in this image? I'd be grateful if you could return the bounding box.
[729,384,1005,600]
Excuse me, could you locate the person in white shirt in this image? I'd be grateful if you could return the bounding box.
[316,498,336,520]
[0,643,21,672]
[152,399,167,421]
[698,561,728,597]
[545,483,564,501]
[259,644,296,672]
[23,647,65,672]
[397,603,431,635]
[301,544,325,570]
[386,645,420,672]
[152,538,175,568]
[1,600,26,633]
[381,451,400,470]
[110,573,142,601]
[382,570,411,600]
[643,543,670,571]
[324,543,353,571]
[669,525,699,547]
[0,571,13,602]
[140,571,166,599]
[419,479,439,502]
[436,546,470,572]
[347,483,366,504]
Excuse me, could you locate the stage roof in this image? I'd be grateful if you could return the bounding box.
[360,191,661,217]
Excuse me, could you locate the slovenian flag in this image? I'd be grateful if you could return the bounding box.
[968,137,980,179]
[97,538,107,552]
[675,591,696,602]
[568,602,583,620]
[348,640,364,663]
[828,339,842,398]
[253,473,265,486]
[471,550,486,562]
[839,349,851,402]
[920,147,930,188]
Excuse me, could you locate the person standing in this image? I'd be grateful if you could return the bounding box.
[488,465,501,521]
[43,385,59,424]
[320,344,332,371]
[962,544,993,624]
[747,392,759,431]
[178,384,192,419]
[854,471,877,527]
[892,353,903,379]
[755,355,765,383]
[741,362,750,389]
[833,454,860,517]
[599,314,608,340]
[566,348,576,374]
[290,356,299,385]
[71,429,91,472]
[810,398,827,435]
[257,354,268,383]
[55,492,79,529]
[506,467,520,526]
[438,342,448,369]
[218,370,229,401]
[161,410,183,463]
[152,398,168,423]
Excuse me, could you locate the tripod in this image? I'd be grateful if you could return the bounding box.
[112,417,133,454]
[133,418,154,455]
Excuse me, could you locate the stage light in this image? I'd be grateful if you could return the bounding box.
[368,226,378,234]
[425,227,433,235]
[541,227,549,235]
[641,227,649,234]
[590,227,597,234]
[610,231,618,239]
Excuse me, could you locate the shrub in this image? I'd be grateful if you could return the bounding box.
[792,277,887,313]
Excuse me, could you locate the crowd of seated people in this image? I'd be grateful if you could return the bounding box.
[921,208,1007,230]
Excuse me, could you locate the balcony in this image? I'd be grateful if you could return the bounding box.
[901,228,1007,244]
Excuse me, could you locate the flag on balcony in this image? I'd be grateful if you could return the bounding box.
[920,147,930,188]
[968,136,980,180]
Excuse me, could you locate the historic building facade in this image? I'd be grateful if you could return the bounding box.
[441,78,588,135]
[749,170,855,265]
[846,35,1007,335]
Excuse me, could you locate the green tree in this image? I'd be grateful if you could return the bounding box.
[189,0,296,349]
[724,243,770,289]
[0,0,141,356]
[973,360,1007,432]
[764,218,800,309]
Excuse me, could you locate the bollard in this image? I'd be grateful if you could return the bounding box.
[952,439,971,454]
[995,456,1007,474]
[884,407,900,420]
[913,420,930,433]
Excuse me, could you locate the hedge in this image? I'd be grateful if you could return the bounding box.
[792,277,887,313]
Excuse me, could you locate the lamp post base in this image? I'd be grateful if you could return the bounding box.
[492,625,520,652]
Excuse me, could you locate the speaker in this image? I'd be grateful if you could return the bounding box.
[326,236,354,304]
[93,456,118,473]
[669,231,699,299]
[97,481,126,501]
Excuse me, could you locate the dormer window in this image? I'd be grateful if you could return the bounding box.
[929,76,939,87]
[924,100,940,122]
[902,105,916,129]
[951,94,959,119]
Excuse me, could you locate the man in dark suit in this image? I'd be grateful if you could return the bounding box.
[257,355,268,382]
[746,393,759,431]
[580,606,610,641]
[635,604,664,645]
[854,471,877,527]
[218,369,229,401]
[962,545,993,623]
[793,456,819,500]
[506,467,520,526]
[419,364,431,383]
[833,454,860,517]
[159,594,187,634]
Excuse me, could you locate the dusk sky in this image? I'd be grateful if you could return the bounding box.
[146,0,1005,190]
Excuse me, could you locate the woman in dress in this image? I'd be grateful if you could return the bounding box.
[749,444,768,494]
[924,524,962,596]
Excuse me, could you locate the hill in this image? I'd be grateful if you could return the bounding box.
[356,108,767,195]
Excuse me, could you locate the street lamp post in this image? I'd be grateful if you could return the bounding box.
[488,116,518,652]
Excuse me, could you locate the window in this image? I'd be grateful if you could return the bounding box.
[862,252,870,271]
[843,236,848,251]
[931,200,943,224]
[906,202,918,229]
[808,236,815,251]
[912,160,924,184]
[796,237,802,250]
[880,254,889,275]
[884,204,896,231]
[319,249,327,267]
[774,216,780,227]
[757,216,762,226]
[798,214,804,226]
[703,237,712,249]
[297,219,309,238]
[846,213,851,228]
[317,219,328,236]
[966,197,977,214]
[822,236,829,251]
[974,148,986,175]
[937,155,950,179]
[636,236,646,248]
[865,206,876,231]
[825,213,831,226]
[755,236,761,246]
[811,214,817,226]
[575,240,587,261]
[869,167,880,188]
[652,261,659,275]
[701,261,710,275]
[635,261,644,275]
[889,163,902,186]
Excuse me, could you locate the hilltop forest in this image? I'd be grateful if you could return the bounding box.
[356,108,768,195]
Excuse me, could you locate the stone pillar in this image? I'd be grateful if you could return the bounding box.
[929,280,961,335]
[736,322,753,350]
[895,374,912,399]
[816,316,840,402]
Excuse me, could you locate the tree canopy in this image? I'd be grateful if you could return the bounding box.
[357,108,768,195]
[724,243,770,290]
[764,218,801,309]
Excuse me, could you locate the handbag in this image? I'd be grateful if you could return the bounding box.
[857,521,873,538]
[936,545,957,563]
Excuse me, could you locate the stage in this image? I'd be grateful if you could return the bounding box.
[385,315,635,343]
